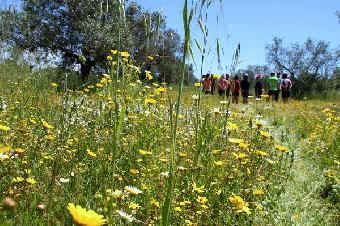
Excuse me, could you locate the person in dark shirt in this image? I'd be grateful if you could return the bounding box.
[280,73,292,103]
[211,75,217,95]
[225,74,232,99]
[232,76,241,104]
[240,73,250,104]
[255,74,263,99]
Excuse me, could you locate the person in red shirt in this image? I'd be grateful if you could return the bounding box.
[218,75,228,96]
[232,75,241,104]
[202,73,212,94]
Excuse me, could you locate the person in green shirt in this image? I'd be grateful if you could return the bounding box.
[267,72,280,101]
[275,72,282,101]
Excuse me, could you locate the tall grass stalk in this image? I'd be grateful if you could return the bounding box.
[161,0,192,225]
[112,0,125,155]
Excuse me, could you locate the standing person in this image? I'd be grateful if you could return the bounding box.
[255,74,263,99]
[240,73,250,104]
[203,73,212,94]
[280,73,292,103]
[267,72,279,101]
[211,74,217,95]
[218,75,228,96]
[232,75,241,104]
[275,72,282,101]
[225,74,232,99]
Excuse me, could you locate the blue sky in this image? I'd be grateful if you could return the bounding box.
[2,0,339,75]
[137,0,340,74]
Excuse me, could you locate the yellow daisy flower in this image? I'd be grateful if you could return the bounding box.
[67,203,107,226]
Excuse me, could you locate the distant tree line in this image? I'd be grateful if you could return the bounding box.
[0,1,338,95]
[236,11,340,98]
[0,0,195,84]
[235,35,339,98]
[265,37,339,97]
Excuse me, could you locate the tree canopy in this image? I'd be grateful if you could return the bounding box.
[1,0,194,84]
[266,37,339,96]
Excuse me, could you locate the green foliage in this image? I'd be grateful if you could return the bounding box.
[266,37,339,98]
[0,60,339,225]
[1,1,193,84]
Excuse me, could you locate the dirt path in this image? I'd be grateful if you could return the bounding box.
[270,117,337,225]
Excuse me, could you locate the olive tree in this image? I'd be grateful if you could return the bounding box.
[266,37,339,96]
[3,0,132,81]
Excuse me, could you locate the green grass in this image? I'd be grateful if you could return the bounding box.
[0,63,339,225]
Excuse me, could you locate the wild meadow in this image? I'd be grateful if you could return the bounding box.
[0,0,339,225]
[0,59,339,225]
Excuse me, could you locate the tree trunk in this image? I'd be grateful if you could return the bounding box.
[80,62,93,83]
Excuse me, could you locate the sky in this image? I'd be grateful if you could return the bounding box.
[137,0,340,74]
[1,0,339,75]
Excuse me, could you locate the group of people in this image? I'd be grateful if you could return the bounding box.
[201,72,293,104]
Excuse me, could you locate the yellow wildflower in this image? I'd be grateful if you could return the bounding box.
[192,182,204,193]
[252,189,265,196]
[255,150,269,157]
[228,138,244,144]
[86,149,97,157]
[96,83,104,88]
[239,142,249,149]
[179,152,188,157]
[214,160,223,166]
[130,168,139,176]
[145,70,153,80]
[324,169,337,178]
[227,122,239,131]
[15,148,26,154]
[229,194,251,214]
[266,159,276,164]
[197,196,208,204]
[185,219,194,225]
[211,149,220,155]
[138,149,152,155]
[151,198,160,208]
[275,145,289,153]
[144,98,157,105]
[120,51,130,58]
[255,121,263,128]
[0,145,11,153]
[128,202,140,210]
[175,206,182,212]
[12,177,25,183]
[26,177,37,185]
[112,190,125,201]
[156,87,166,93]
[41,120,54,130]
[51,82,58,88]
[0,124,10,131]
[194,82,202,87]
[233,153,248,160]
[260,130,271,138]
[68,203,107,226]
